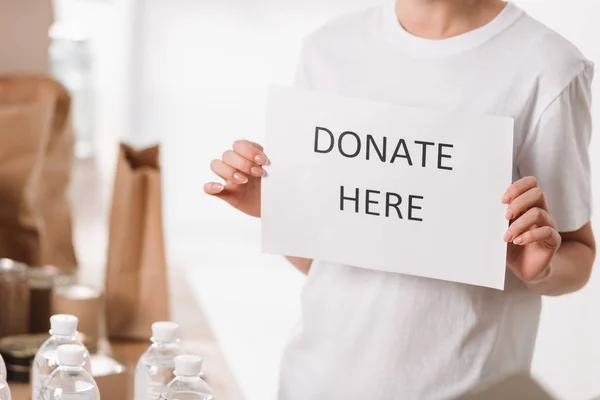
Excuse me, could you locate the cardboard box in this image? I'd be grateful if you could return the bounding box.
[458,372,556,400]
[90,354,128,400]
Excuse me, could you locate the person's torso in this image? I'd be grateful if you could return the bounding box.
[279,3,587,399]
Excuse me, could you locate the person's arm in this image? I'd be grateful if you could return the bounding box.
[503,176,596,296]
[526,223,595,296]
[506,62,595,295]
[286,256,313,275]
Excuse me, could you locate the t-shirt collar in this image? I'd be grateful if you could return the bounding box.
[381,1,524,57]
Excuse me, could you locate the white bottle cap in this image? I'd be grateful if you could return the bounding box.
[50,314,78,336]
[175,355,203,376]
[151,321,179,342]
[57,344,85,367]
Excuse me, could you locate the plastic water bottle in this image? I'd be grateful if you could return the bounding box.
[0,356,10,400]
[31,315,92,400]
[38,344,99,400]
[0,377,11,400]
[159,355,214,400]
[0,352,8,400]
[134,322,185,400]
[0,353,6,381]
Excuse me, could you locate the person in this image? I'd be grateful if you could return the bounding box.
[204,0,596,398]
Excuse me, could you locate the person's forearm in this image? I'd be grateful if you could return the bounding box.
[286,256,313,275]
[528,240,595,296]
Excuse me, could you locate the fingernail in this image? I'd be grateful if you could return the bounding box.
[502,194,510,204]
[234,173,248,183]
[255,155,267,165]
[505,207,513,220]
[513,236,524,245]
[504,230,513,242]
[213,183,224,192]
[251,166,264,177]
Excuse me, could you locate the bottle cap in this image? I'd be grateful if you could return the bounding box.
[175,355,203,376]
[57,344,85,367]
[50,314,79,336]
[151,321,179,342]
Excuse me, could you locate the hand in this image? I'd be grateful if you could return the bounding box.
[502,176,562,284]
[204,140,268,217]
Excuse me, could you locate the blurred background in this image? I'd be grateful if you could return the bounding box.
[2,0,599,399]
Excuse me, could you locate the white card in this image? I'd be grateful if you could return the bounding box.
[262,85,513,289]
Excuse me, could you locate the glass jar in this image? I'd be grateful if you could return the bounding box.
[27,266,75,334]
[49,21,95,159]
[0,259,30,338]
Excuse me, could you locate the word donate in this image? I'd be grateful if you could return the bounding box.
[262,86,514,289]
[314,126,455,221]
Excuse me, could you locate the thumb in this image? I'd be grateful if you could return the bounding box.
[204,182,226,196]
[204,182,242,206]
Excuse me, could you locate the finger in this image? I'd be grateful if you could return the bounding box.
[505,186,547,220]
[210,159,248,184]
[502,176,538,204]
[223,150,265,178]
[233,140,269,166]
[512,226,561,248]
[204,182,225,195]
[504,207,556,243]
[249,141,264,152]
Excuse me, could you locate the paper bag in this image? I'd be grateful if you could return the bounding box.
[0,75,77,269]
[105,144,170,339]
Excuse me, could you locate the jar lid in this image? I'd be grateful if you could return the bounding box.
[27,265,74,289]
[54,284,102,300]
[0,334,49,363]
[0,332,96,365]
[0,259,28,279]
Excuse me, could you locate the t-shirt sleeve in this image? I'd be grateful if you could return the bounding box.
[516,63,594,232]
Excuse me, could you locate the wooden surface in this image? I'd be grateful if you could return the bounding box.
[9,159,244,399]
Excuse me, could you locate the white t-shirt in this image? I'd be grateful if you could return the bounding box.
[278,2,593,400]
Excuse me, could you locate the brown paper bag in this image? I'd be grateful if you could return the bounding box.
[105,144,170,339]
[0,75,77,269]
